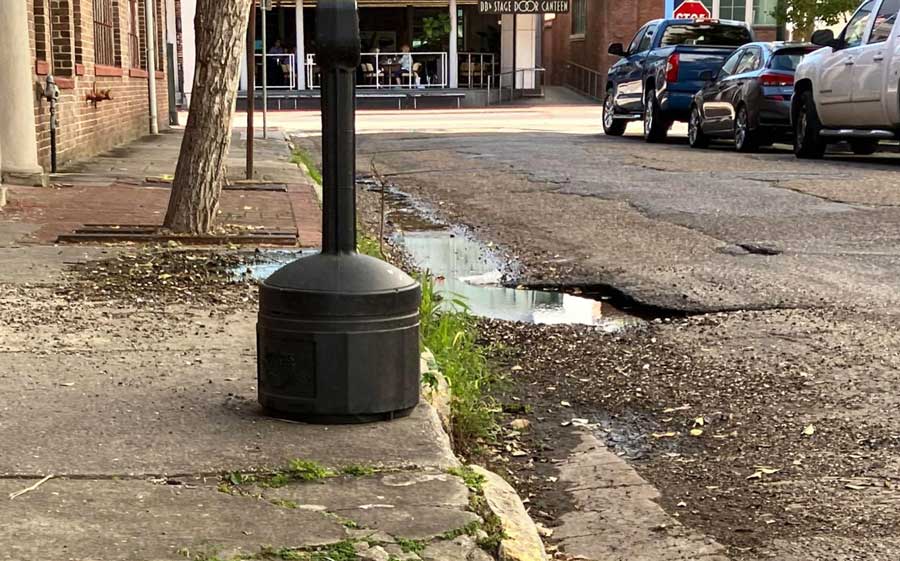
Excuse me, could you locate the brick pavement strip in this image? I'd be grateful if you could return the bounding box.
[2,128,321,247]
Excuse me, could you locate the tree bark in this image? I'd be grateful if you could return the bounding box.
[164,0,253,234]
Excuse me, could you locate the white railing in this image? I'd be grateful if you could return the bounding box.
[305,52,449,89]
[565,61,604,101]
[254,53,296,90]
[487,68,546,104]
[458,52,498,89]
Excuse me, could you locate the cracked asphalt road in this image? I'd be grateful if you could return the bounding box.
[283,99,900,560]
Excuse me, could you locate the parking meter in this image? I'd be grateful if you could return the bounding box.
[43,76,60,173]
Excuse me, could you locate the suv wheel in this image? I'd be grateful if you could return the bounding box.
[734,106,759,152]
[688,105,709,148]
[643,89,670,143]
[794,90,826,159]
[603,90,628,136]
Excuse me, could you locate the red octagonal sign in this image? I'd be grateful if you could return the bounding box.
[673,0,711,19]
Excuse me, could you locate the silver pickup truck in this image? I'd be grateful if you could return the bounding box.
[793,0,900,157]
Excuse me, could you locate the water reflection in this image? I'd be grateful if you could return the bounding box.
[399,230,643,332]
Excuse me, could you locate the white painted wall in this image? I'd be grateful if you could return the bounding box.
[181,0,197,106]
[166,0,179,96]
[500,14,538,89]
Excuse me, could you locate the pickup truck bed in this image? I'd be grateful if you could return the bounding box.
[603,18,754,141]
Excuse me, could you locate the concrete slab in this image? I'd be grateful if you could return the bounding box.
[553,432,728,561]
[259,471,478,540]
[0,478,347,561]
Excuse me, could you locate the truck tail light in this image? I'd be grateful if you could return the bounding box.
[666,53,680,83]
[760,72,794,87]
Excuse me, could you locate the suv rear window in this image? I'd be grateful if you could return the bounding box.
[659,24,753,47]
[768,47,817,71]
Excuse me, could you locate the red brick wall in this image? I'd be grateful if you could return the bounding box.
[542,0,664,97]
[753,26,778,41]
[27,0,169,170]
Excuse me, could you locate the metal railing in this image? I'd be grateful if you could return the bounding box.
[305,52,449,89]
[458,52,498,89]
[254,53,297,89]
[565,61,605,101]
[487,68,546,105]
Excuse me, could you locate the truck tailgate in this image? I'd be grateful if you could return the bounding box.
[670,47,737,92]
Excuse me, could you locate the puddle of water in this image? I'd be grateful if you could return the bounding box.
[232,249,317,281]
[398,230,644,333]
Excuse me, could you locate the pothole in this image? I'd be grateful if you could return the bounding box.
[736,243,782,256]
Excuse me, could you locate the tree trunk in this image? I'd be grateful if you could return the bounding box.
[164,0,253,234]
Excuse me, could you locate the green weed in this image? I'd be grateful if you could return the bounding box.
[290,149,322,186]
[357,234,384,259]
[395,538,426,554]
[447,466,486,493]
[339,464,376,477]
[258,541,358,561]
[418,273,499,450]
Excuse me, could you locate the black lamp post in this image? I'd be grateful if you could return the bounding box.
[256,0,421,424]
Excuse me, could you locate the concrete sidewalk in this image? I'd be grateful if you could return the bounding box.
[0,128,321,247]
[0,133,511,561]
[0,279,484,560]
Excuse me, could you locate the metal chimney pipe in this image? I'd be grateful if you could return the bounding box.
[317,0,360,255]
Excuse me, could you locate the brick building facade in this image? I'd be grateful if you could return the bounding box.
[541,0,779,99]
[24,0,169,172]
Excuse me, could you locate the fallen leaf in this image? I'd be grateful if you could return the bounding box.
[677,501,687,508]
[59,382,75,387]
[510,449,528,457]
[694,416,706,427]
[560,401,572,407]
[845,484,867,491]
[510,419,531,431]
[158,273,172,280]
[652,432,678,439]
[663,405,691,413]
[802,424,816,436]
[690,428,704,437]
[511,365,523,372]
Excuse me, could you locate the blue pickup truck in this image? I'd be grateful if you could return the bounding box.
[603,19,754,142]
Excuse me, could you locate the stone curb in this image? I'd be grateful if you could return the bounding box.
[421,348,452,435]
[0,186,7,209]
[471,465,549,561]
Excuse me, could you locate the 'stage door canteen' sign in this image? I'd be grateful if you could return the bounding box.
[478,0,570,13]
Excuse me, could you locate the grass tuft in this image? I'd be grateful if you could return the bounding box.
[418,274,500,451]
[447,466,486,493]
[290,149,322,186]
[395,538,426,554]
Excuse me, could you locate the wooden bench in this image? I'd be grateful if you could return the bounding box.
[408,92,466,109]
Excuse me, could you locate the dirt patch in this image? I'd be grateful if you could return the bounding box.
[63,247,260,308]
[475,315,900,559]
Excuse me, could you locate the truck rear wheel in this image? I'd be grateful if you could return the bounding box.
[603,90,628,136]
[794,90,826,159]
[643,90,670,143]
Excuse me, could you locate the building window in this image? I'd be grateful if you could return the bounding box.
[719,0,747,21]
[753,0,777,24]
[93,0,118,67]
[129,0,143,68]
[571,0,586,36]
